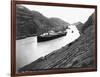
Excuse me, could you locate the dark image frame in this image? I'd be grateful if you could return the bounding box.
[11,0,97,76]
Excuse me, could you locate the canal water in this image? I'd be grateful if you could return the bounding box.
[16,25,80,71]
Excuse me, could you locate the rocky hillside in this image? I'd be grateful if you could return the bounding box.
[82,13,95,33]
[18,12,96,72]
[16,5,52,39]
[16,5,69,40]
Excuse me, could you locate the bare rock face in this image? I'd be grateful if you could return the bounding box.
[18,12,96,72]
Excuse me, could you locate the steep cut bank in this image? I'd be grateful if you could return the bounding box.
[18,13,96,72]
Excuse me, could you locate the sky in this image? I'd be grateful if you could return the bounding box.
[19,4,95,24]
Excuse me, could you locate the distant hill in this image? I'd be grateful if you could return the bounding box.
[73,22,83,33]
[73,12,94,34]
[16,5,69,40]
[49,18,70,32]
[18,12,96,72]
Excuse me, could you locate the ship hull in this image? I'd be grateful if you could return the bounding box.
[37,32,66,42]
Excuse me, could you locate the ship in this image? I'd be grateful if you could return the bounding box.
[37,30,67,42]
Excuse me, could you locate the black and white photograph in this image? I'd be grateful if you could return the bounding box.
[14,2,97,75]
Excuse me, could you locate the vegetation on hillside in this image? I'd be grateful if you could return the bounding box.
[16,5,69,40]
